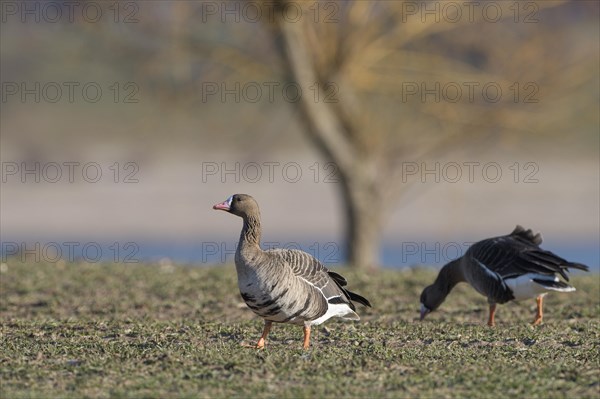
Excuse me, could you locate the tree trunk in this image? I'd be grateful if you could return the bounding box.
[273,3,385,269]
[340,175,384,269]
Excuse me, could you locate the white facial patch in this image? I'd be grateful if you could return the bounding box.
[226,196,233,207]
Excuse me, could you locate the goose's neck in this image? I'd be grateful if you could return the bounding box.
[435,259,465,294]
[239,213,261,252]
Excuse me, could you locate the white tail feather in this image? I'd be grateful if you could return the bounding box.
[309,303,358,325]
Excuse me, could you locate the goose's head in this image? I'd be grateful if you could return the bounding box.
[213,194,259,218]
[419,284,445,320]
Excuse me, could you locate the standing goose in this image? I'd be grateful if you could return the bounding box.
[420,225,589,326]
[213,194,371,349]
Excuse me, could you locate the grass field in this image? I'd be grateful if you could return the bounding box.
[1,260,598,398]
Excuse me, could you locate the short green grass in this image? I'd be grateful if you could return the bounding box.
[1,260,598,398]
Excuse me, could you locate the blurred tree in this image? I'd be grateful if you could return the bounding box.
[254,0,592,269]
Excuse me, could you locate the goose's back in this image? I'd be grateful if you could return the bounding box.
[467,226,580,280]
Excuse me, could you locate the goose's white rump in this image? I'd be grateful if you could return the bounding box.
[310,303,360,326]
[505,273,575,301]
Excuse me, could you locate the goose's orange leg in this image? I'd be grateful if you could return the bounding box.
[302,325,311,349]
[255,320,272,349]
[532,296,544,325]
[488,304,497,327]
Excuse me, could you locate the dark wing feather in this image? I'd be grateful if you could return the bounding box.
[511,225,543,245]
[468,226,589,280]
[327,271,348,286]
[326,270,371,307]
[345,290,372,308]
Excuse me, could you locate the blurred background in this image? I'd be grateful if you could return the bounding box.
[1,0,598,270]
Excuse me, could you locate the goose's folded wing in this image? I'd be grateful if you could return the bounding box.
[273,249,357,308]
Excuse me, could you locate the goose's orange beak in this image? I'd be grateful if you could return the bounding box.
[213,200,230,211]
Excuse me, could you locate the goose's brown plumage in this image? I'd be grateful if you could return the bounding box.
[420,225,589,326]
[213,194,371,349]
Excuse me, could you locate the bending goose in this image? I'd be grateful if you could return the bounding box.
[213,194,371,349]
[420,225,589,326]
